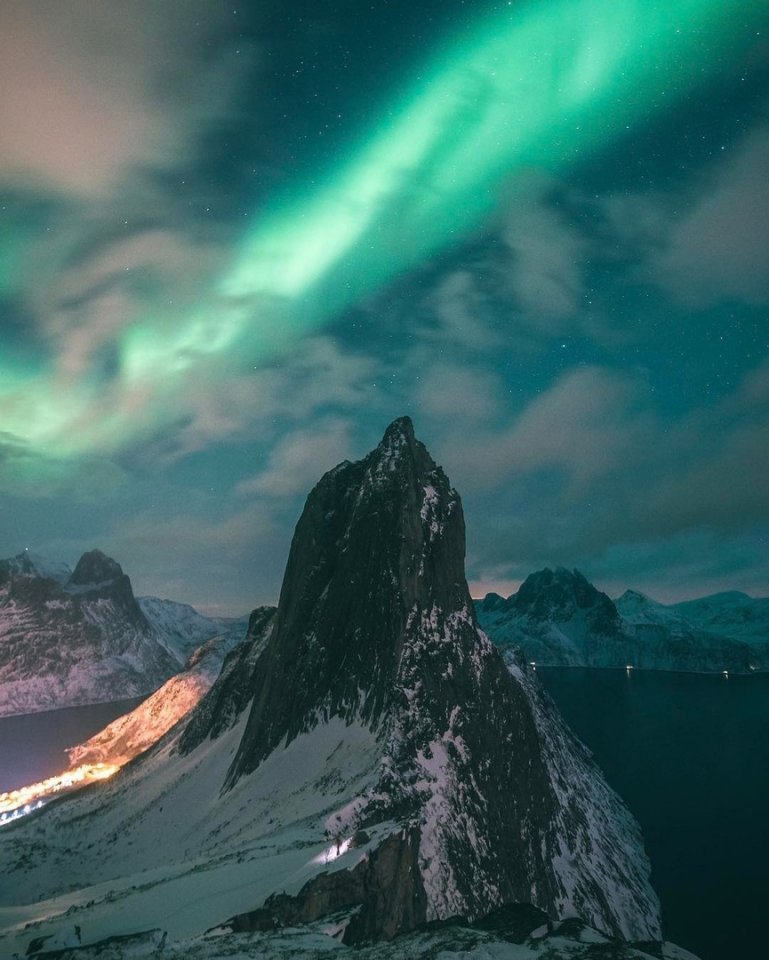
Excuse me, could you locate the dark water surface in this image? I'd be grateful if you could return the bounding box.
[0,697,144,792]
[538,667,769,960]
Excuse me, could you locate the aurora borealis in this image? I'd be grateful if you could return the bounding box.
[1,0,768,611]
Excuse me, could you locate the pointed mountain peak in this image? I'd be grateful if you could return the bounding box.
[224,417,465,780]
[69,549,124,586]
[615,589,658,609]
[367,415,436,482]
[381,414,415,446]
[211,420,660,939]
[66,549,149,631]
[514,566,620,633]
[617,589,650,601]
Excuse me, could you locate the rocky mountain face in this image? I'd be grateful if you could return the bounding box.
[477,570,769,673]
[477,568,624,667]
[0,549,176,716]
[0,419,664,957]
[0,907,699,960]
[218,419,660,938]
[179,605,276,753]
[0,550,244,717]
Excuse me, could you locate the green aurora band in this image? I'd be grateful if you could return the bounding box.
[1,0,764,466]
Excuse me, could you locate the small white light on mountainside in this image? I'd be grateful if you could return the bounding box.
[313,836,353,864]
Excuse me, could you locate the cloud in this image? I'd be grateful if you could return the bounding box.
[236,418,354,498]
[654,125,769,306]
[414,361,504,426]
[623,361,769,539]
[44,495,291,612]
[452,356,769,598]
[0,431,128,500]
[0,1,254,196]
[502,192,589,318]
[43,227,227,378]
[423,270,506,350]
[440,366,650,494]
[603,122,769,307]
[587,528,769,604]
[128,336,380,466]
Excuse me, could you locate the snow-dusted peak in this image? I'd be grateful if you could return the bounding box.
[214,421,661,940]
[615,590,689,630]
[0,550,72,584]
[380,414,416,452]
[0,548,177,716]
[368,415,421,480]
[0,420,663,950]
[672,591,769,645]
[227,416,468,782]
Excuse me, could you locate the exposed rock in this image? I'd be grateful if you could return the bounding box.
[227,827,427,944]
[220,417,661,940]
[0,550,178,716]
[0,419,664,952]
[178,605,276,753]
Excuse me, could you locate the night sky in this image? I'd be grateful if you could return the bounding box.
[1,0,767,615]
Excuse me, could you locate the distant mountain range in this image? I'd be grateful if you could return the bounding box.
[0,549,247,717]
[3,546,764,723]
[476,567,769,673]
[0,418,687,959]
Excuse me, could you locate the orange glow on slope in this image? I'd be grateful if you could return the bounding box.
[0,762,119,823]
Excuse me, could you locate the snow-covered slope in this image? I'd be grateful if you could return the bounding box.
[476,572,769,673]
[672,591,769,645]
[0,550,251,717]
[137,596,248,666]
[0,419,662,956]
[1,551,71,585]
[66,608,275,769]
[477,569,624,667]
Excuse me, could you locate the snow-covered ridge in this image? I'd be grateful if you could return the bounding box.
[2,550,72,585]
[477,569,769,673]
[138,596,248,666]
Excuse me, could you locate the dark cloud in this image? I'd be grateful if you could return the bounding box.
[0,1,256,196]
[453,356,769,601]
[602,121,769,307]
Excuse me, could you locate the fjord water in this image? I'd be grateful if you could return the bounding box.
[538,668,769,960]
[0,697,144,792]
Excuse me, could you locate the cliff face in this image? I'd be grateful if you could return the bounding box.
[0,419,662,952]
[218,417,661,939]
[0,549,252,717]
[226,417,469,779]
[178,605,276,753]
